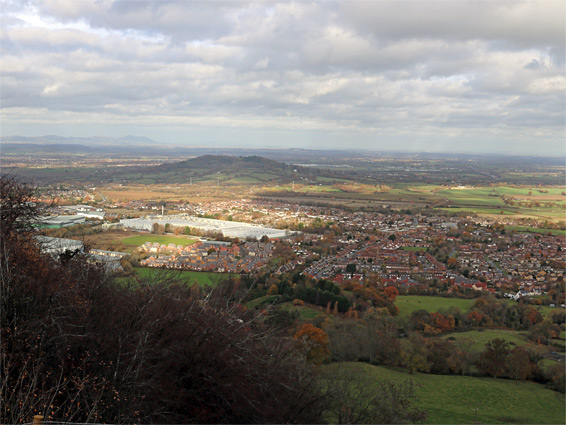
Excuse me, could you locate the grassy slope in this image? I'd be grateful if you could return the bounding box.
[325,362,565,424]
[506,225,566,237]
[395,295,475,318]
[132,267,234,287]
[442,329,529,351]
[122,235,198,246]
[279,301,327,320]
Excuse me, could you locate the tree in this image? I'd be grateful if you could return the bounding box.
[401,335,430,374]
[346,263,357,274]
[426,339,456,374]
[153,222,165,234]
[383,286,399,302]
[507,346,535,381]
[1,175,40,239]
[476,338,510,378]
[447,257,459,269]
[294,323,330,364]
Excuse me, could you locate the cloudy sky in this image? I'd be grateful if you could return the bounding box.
[1,0,564,155]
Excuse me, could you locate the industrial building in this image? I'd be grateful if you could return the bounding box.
[120,215,293,240]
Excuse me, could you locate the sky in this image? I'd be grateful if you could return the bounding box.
[1,0,565,155]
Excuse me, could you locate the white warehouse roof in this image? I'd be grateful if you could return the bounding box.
[120,215,293,239]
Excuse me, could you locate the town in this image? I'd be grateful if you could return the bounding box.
[38,195,565,306]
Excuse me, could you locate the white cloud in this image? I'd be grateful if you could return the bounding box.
[0,0,564,154]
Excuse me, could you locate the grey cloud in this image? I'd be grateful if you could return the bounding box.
[340,1,564,49]
[1,0,564,154]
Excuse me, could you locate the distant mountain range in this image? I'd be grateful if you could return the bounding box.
[1,135,157,145]
[0,135,357,161]
[2,135,561,164]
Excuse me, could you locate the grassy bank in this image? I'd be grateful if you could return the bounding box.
[324,362,565,424]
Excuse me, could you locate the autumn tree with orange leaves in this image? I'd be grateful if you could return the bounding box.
[294,323,330,364]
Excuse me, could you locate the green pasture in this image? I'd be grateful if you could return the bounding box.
[436,207,516,215]
[442,329,529,351]
[132,267,235,288]
[121,235,198,247]
[245,295,281,309]
[536,304,564,319]
[395,295,475,318]
[279,301,327,320]
[438,189,507,206]
[515,207,566,219]
[226,176,262,184]
[440,186,566,198]
[324,362,565,424]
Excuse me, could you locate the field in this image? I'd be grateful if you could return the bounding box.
[123,267,236,288]
[261,183,566,222]
[324,362,565,424]
[121,235,198,246]
[442,329,530,351]
[395,295,475,318]
[506,225,566,237]
[436,186,566,221]
[244,298,327,320]
[279,301,327,320]
[245,295,281,309]
[79,231,198,253]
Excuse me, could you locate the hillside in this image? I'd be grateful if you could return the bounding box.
[155,154,288,173]
[131,154,298,185]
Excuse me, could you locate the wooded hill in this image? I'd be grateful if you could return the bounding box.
[126,154,300,185]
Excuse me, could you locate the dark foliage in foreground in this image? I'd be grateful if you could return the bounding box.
[1,176,429,424]
[1,176,325,423]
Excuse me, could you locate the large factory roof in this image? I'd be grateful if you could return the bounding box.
[120,215,293,239]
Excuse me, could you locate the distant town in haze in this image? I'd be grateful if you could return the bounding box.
[1,0,564,424]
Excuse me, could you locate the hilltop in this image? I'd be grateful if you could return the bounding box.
[155,154,289,174]
[128,154,298,185]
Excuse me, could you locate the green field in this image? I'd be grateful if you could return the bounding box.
[506,225,566,237]
[279,301,327,320]
[325,362,565,424]
[438,189,507,207]
[395,295,475,318]
[437,206,516,215]
[245,295,281,309]
[442,329,530,351]
[121,235,198,247]
[131,267,235,287]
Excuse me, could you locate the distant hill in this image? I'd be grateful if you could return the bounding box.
[155,155,288,173]
[137,154,296,185]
